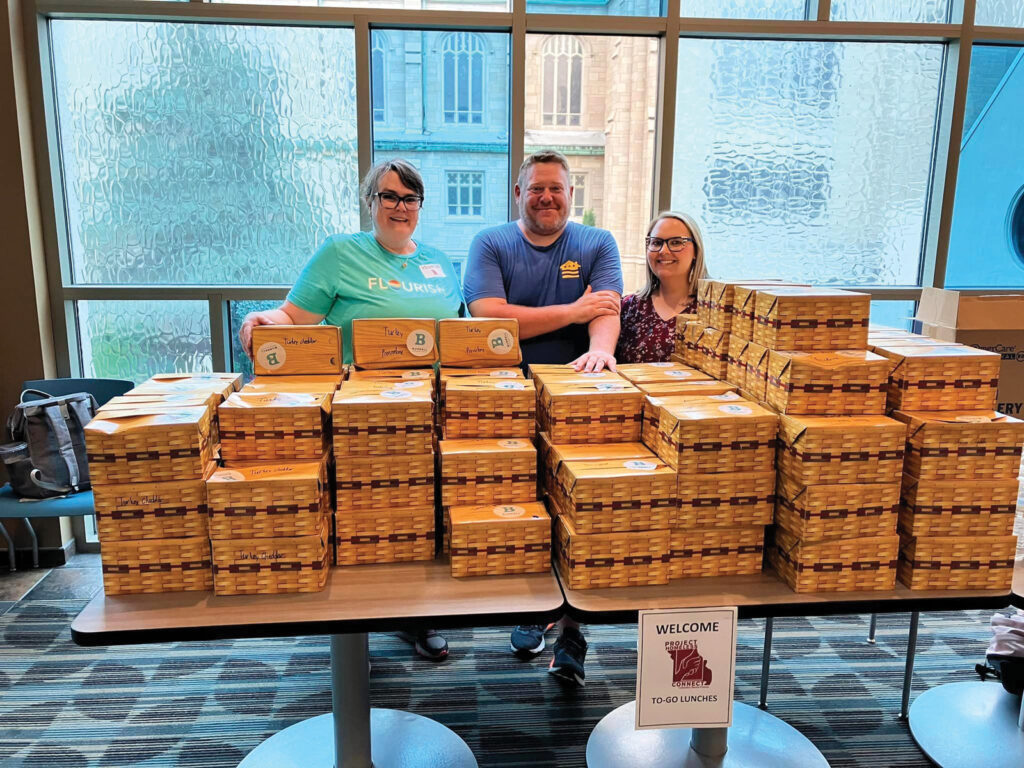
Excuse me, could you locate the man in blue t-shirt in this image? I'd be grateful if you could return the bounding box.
[464,150,624,372]
[464,151,625,686]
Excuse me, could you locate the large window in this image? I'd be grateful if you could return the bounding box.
[671,39,943,286]
[442,32,486,125]
[372,33,387,123]
[542,36,584,127]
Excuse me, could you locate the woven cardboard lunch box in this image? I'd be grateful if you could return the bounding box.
[332,382,433,456]
[148,371,242,389]
[347,367,435,386]
[212,517,329,595]
[656,400,778,474]
[439,438,537,506]
[531,370,626,398]
[674,313,697,357]
[447,501,551,577]
[776,414,906,485]
[617,362,707,385]
[766,350,891,416]
[442,378,536,439]
[682,321,706,368]
[892,410,1024,481]
[542,438,655,497]
[439,367,523,401]
[642,392,744,452]
[538,379,644,444]
[127,374,239,400]
[773,474,899,542]
[549,457,676,534]
[898,473,1018,538]
[897,535,1017,591]
[874,345,1001,412]
[702,280,801,334]
[438,317,522,367]
[726,336,750,387]
[336,452,434,512]
[668,527,765,579]
[242,374,344,394]
[731,284,810,341]
[334,505,435,566]
[555,515,670,590]
[92,463,216,542]
[101,536,213,595]
[351,318,438,368]
[219,391,330,462]
[206,457,331,540]
[636,380,735,398]
[676,470,775,530]
[85,406,215,485]
[96,394,222,447]
[741,341,770,402]
[769,528,899,592]
[753,289,871,351]
[251,324,342,376]
[697,327,730,380]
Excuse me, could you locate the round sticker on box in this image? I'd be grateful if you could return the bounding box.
[487,329,515,355]
[497,439,528,449]
[406,329,435,357]
[402,370,428,379]
[649,362,673,368]
[394,381,426,389]
[218,470,245,482]
[380,389,411,400]
[493,505,526,519]
[490,370,519,378]
[665,370,693,378]
[624,460,657,471]
[580,372,610,378]
[710,392,741,401]
[595,382,624,391]
[718,404,752,415]
[256,342,286,371]
[496,381,526,390]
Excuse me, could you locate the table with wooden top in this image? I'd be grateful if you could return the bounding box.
[72,561,565,768]
[557,568,1013,768]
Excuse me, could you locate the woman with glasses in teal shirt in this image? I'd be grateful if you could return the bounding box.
[240,159,463,660]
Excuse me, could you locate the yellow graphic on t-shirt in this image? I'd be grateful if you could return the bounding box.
[559,260,582,279]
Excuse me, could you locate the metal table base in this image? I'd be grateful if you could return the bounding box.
[586,700,830,768]
[239,633,477,768]
[908,681,1024,768]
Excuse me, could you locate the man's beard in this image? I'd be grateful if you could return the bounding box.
[521,205,568,236]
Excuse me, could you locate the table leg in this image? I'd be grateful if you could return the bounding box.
[908,681,1024,767]
[0,520,14,572]
[899,612,919,721]
[867,614,877,645]
[759,617,773,710]
[585,701,830,767]
[238,632,477,768]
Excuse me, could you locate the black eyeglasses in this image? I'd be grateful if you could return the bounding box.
[645,236,694,253]
[376,192,424,211]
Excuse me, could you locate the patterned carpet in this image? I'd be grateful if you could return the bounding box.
[1,601,1018,768]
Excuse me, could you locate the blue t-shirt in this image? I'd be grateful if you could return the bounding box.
[464,221,623,365]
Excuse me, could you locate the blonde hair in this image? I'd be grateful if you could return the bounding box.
[635,211,708,302]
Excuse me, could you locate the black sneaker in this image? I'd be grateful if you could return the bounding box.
[511,623,555,657]
[548,627,587,686]
[396,629,449,661]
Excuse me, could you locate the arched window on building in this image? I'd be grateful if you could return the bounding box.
[442,32,485,125]
[371,33,387,123]
[542,36,584,127]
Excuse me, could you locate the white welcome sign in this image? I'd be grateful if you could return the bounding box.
[635,607,738,730]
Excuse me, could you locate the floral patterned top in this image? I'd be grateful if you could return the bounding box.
[615,292,697,364]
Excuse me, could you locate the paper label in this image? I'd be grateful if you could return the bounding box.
[497,439,529,449]
[624,460,657,471]
[487,329,516,355]
[493,504,526,519]
[406,329,435,357]
[718,404,752,415]
[665,370,694,379]
[394,381,427,389]
[256,342,287,372]
[496,381,526,390]
[420,263,445,279]
[379,390,411,400]
[490,370,520,378]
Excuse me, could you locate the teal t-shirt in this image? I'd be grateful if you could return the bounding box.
[287,232,464,364]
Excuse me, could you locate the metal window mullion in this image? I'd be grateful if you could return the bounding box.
[62,286,290,300]
[655,0,680,214]
[355,16,372,232]
[207,293,228,373]
[973,26,1024,44]
[509,0,526,221]
[925,0,976,290]
[816,0,831,23]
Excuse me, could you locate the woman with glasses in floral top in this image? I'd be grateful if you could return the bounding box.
[615,211,709,364]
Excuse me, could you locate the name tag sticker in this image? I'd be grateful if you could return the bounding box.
[420,264,445,279]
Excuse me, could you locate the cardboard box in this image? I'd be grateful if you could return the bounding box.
[251,325,342,376]
[438,318,522,366]
[916,287,1024,417]
[351,318,439,368]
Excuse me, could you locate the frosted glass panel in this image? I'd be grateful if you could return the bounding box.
[51,21,359,286]
[672,39,943,286]
[229,299,282,381]
[78,301,212,383]
[527,0,663,15]
[946,46,1024,288]
[976,1,1024,27]
[681,1,805,20]
[830,0,951,23]
[212,0,510,8]
[372,29,510,276]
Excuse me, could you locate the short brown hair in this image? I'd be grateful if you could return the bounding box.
[516,150,571,189]
[360,159,425,211]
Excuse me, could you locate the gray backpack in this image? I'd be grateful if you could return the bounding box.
[1,390,97,498]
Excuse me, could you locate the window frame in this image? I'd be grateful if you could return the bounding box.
[441,31,487,126]
[372,30,387,123]
[445,169,487,219]
[21,0,1024,381]
[541,34,585,127]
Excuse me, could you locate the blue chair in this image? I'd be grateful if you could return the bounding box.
[1,378,133,571]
